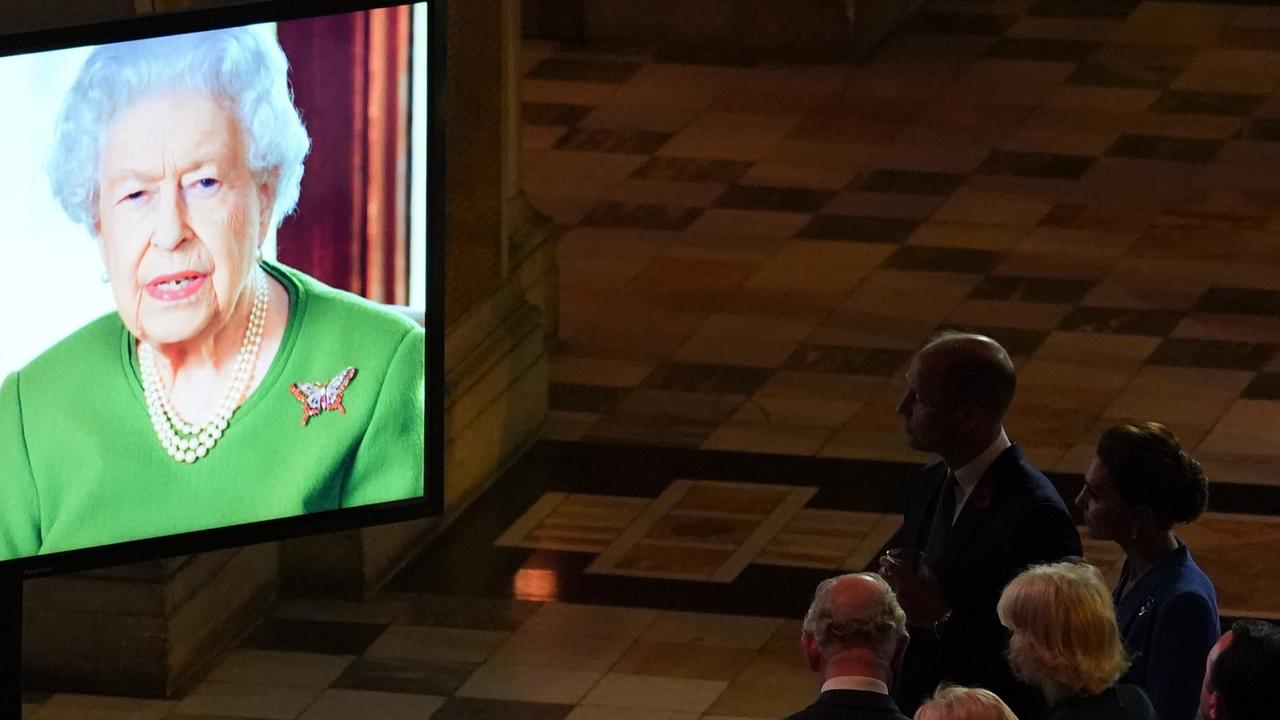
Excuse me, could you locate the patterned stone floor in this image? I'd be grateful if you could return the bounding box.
[528,0,1280,490]
[21,0,1280,717]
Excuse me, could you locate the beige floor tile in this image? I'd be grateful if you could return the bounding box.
[684,208,812,239]
[875,142,992,174]
[1117,3,1236,46]
[907,221,1030,252]
[1104,367,1253,426]
[28,694,174,720]
[674,336,799,369]
[488,628,634,672]
[661,233,789,264]
[1172,313,1280,344]
[1178,513,1280,616]
[523,150,649,196]
[659,112,803,161]
[1197,400,1280,457]
[941,59,1075,105]
[519,602,660,640]
[743,241,894,294]
[933,188,1053,227]
[706,678,816,718]
[363,626,510,664]
[455,664,603,704]
[701,422,832,456]
[205,650,355,688]
[579,674,729,713]
[1197,452,1280,488]
[521,79,621,106]
[1127,112,1246,140]
[1172,49,1280,95]
[1032,332,1160,371]
[174,682,321,719]
[608,641,758,682]
[694,313,821,344]
[522,124,569,151]
[297,689,444,720]
[641,612,784,649]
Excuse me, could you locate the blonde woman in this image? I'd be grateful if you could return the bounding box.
[915,686,1018,720]
[997,562,1156,720]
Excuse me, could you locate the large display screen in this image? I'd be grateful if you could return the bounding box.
[0,0,443,574]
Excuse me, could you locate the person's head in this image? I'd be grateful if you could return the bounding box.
[915,685,1019,720]
[1076,422,1209,542]
[997,561,1129,702]
[1199,620,1280,720]
[897,331,1016,461]
[801,572,909,683]
[48,28,310,349]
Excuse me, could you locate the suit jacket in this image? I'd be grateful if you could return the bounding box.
[1051,684,1157,720]
[891,444,1082,720]
[780,689,911,720]
[1114,542,1219,720]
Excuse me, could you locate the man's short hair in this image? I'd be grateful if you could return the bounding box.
[802,572,906,663]
[1208,619,1280,720]
[920,330,1016,415]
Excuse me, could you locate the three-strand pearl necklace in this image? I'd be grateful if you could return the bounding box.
[140,269,269,464]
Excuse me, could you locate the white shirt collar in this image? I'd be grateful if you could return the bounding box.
[820,676,889,695]
[948,428,1011,518]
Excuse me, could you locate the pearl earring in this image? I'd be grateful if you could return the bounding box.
[100,271,110,283]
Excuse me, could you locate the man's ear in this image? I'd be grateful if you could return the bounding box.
[1205,690,1222,720]
[802,632,820,673]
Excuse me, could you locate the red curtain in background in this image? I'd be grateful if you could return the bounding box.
[276,6,412,305]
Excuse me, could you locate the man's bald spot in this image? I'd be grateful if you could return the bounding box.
[918,332,1016,413]
[828,573,887,615]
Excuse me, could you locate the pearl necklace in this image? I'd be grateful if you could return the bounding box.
[140,269,269,464]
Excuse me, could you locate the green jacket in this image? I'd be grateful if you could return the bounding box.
[0,261,425,561]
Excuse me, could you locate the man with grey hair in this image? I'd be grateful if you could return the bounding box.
[781,572,912,720]
[881,330,1081,720]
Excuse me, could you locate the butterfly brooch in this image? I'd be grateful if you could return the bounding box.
[289,367,357,426]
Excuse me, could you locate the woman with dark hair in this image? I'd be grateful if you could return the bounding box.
[1075,422,1218,720]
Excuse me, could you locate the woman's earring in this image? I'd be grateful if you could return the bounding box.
[100,271,110,284]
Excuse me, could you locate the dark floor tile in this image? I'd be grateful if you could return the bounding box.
[432,697,575,720]
[395,595,543,631]
[549,383,627,414]
[1147,338,1276,371]
[580,201,703,230]
[241,619,385,655]
[882,245,1002,274]
[783,345,912,376]
[580,415,715,450]
[856,169,966,196]
[1194,287,1280,316]
[1057,306,1184,336]
[1028,0,1139,19]
[901,12,1016,35]
[1242,372,1280,401]
[641,362,774,395]
[969,275,1094,304]
[1151,90,1267,117]
[798,214,919,244]
[525,57,642,84]
[333,657,477,696]
[521,102,592,127]
[712,184,835,214]
[944,326,1049,358]
[631,156,752,183]
[1067,45,1195,90]
[552,127,672,154]
[1037,203,1155,232]
[1234,118,1280,143]
[977,150,1096,180]
[982,37,1100,63]
[1105,134,1225,163]
[653,45,759,67]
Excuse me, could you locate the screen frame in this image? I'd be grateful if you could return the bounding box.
[0,0,445,578]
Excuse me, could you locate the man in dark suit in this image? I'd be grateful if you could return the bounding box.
[1198,619,1280,720]
[781,572,913,720]
[880,331,1082,720]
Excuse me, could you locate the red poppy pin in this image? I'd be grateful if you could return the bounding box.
[969,483,994,512]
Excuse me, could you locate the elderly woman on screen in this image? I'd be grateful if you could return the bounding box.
[0,28,425,561]
[997,562,1155,720]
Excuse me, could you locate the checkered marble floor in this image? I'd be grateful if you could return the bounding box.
[22,1,1280,717]
[530,0,1280,489]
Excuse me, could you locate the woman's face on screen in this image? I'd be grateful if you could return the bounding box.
[95,90,271,349]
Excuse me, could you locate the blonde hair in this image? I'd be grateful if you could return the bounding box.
[997,561,1129,700]
[915,685,1019,720]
